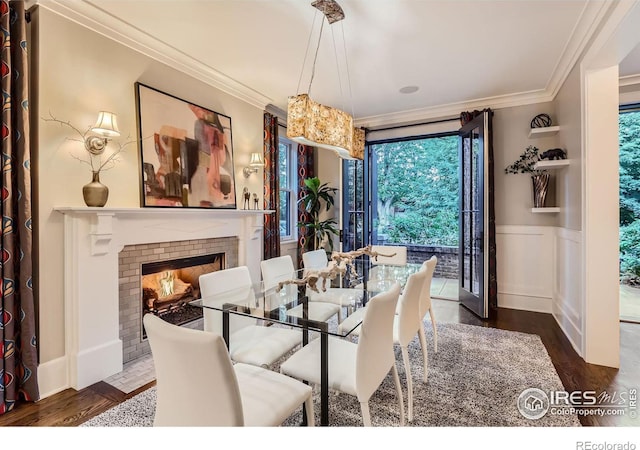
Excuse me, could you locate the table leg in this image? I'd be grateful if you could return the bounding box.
[222,309,230,351]
[320,331,329,426]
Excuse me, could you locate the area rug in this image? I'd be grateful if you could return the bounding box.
[80,322,581,427]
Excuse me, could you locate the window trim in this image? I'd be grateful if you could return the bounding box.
[279,135,297,242]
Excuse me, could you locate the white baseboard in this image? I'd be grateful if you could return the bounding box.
[72,339,123,390]
[37,356,69,399]
[498,293,552,313]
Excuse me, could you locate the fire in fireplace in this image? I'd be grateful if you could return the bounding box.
[141,253,224,328]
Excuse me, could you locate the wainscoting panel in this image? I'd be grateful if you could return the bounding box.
[553,227,583,356]
[496,226,554,313]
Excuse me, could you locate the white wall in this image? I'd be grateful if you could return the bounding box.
[493,102,560,227]
[33,8,263,391]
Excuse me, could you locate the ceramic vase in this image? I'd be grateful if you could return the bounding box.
[83,171,109,207]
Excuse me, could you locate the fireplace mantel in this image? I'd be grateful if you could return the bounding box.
[55,206,273,390]
[55,207,274,256]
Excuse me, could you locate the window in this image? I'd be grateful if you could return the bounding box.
[279,136,297,241]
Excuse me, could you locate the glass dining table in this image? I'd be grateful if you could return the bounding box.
[189,261,422,426]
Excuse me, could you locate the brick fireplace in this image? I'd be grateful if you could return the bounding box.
[56,207,271,390]
[119,238,237,363]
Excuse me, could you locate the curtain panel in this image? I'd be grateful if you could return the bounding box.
[263,112,280,260]
[0,0,39,415]
[296,144,315,268]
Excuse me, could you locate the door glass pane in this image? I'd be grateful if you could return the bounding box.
[471,128,481,296]
[462,135,471,291]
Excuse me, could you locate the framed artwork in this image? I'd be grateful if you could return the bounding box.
[135,82,237,209]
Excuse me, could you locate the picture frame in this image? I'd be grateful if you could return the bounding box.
[135,82,237,209]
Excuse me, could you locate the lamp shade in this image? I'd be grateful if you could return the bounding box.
[249,152,264,167]
[92,111,120,137]
[287,94,364,160]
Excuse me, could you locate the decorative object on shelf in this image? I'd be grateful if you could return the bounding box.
[242,187,250,210]
[82,172,109,207]
[298,177,339,252]
[243,152,265,178]
[531,173,550,208]
[540,148,567,160]
[253,193,259,210]
[505,145,550,208]
[286,0,364,160]
[135,82,237,209]
[43,111,135,207]
[530,113,552,128]
[276,244,396,293]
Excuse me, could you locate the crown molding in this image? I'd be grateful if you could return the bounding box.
[35,0,273,110]
[356,89,554,129]
[619,74,640,87]
[546,0,614,99]
[34,0,615,128]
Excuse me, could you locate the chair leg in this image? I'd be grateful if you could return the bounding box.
[360,401,372,426]
[304,393,315,426]
[429,308,438,353]
[401,346,413,422]
[391,363,405,426]
[418,326,429,383]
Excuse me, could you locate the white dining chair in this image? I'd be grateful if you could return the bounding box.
[338,268,427,422]
[302,249,364,320]
[261,255,341,324]
[418,256,439,357]
[199,266,302,368]
[143,313,314,426]
[280,283,405,427]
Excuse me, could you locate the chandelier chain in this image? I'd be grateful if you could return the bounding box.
[297,10,319,95]
[341,23,355,119]
[331,24,344,111]
[307,17,326,95]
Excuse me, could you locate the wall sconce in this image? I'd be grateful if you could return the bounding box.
[85,111,120,155]
[243,152,264,178]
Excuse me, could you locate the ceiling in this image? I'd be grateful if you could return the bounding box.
[40,0,639,127]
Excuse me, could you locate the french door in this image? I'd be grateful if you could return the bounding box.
[458,111,492,318]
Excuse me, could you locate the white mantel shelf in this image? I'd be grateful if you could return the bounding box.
[55,207,275,215]
[55,207,274,256]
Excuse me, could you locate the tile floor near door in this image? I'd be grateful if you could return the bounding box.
[431,277,459,300]
[620,284,640,321]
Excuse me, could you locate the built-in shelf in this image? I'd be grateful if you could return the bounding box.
[533,159,571,170]
[528,126,560,138]
[531,207,560,214]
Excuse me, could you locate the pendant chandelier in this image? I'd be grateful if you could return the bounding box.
[287,0,364,160]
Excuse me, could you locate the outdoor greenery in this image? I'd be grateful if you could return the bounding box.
[298,176,340,252]
[620,111,640,278]
[372,136,459,246]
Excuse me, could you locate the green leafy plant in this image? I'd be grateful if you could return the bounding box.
[298,177,340,252]
[620,220,640,278]
[505,145,547,175]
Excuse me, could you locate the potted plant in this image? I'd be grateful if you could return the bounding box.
[505,145,550,208]
[298,177,340,252]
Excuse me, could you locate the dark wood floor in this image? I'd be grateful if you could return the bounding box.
[0,299,637,427]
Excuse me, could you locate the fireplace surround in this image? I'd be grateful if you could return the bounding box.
[56,207,271,390]
[120,241,234,363]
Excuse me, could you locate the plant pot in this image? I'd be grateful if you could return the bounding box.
[83,171,109,207]
[531,173,550,208]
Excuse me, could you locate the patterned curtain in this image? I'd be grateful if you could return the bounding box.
[460,109,498,311]
[1,0,39,415]
[263,112,280,259]
[296,144,315,268]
